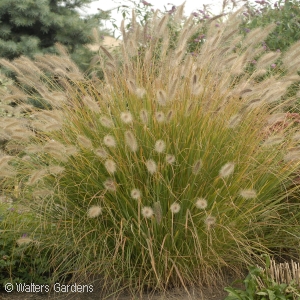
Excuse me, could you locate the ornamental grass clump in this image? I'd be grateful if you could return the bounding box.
[1,3,300,297]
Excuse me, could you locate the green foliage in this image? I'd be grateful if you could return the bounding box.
[224,256,300,300]
[0,206,52,287]
[241,0,300,52]
[0,0,110,72]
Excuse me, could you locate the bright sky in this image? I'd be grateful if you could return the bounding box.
[78,0,276,37]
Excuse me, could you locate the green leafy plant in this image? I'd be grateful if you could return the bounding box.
[224,255,300,300]
[241,0,300,53]
[0,205,53,287]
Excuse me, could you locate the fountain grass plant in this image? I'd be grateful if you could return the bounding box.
[1,3,300,297]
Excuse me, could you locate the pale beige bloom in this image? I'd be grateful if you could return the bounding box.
[219,162,235,178]
[120,112,133,124]
[131,188,141,200]
[82,95,100,112]
[141,206,154,218]
[103,135,116,147]
[124,131,138,152]
[48,166,65,175]
[262,135,284,147]
[145,159,157,174]
[153,201,162,224]
[170,202,181,214]
[27,169,47,185]
[77,135,93,149]
[0,155,12,168]
[166,110,174,122]
[16,237,33,246]
[103,178,117,192]
[155,111,165,123]
[195,198,208,209]
[239,189,257,199]
[104,159,117,174]
[100,116,114,128]
[87,205,102,218]
[25,145,43,154]
[94,147,108,158]
[228,114,242,128]
[166,154,176,164]
[140,109,148,124]
[135,88,146,98]
[154,140,166,153]
[204,216,216,227]
[284,149,300,162]
[192,159,202,174]
[156,89,167,106]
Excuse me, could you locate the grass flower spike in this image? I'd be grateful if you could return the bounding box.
[131,189,141,200]
[103,135,116,147]
[154,140,166,153]
[170,202,181,214]
[145,159,157,174]
[195,198,208,209]
[219,162,235,178]
[141,206,154,218]
[87,206,102,218]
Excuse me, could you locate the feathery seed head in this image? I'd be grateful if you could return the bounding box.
[145,159,157,174]
[192,159,202,174]
[154,140,166,153]
[292,132,300,142]
[153,201,162,224]
[0,155,13,168]
[166,154,176,164]
[16,237,33,246]
[170,202,181,214]
[155,111,165,123]
[94,147,108,159]
[166,110,174,122]
[77,135,93,149]
[104,159,117,174]
[135,88,146,98]
[48,166,65,175]
[141,206,154,218]
[87,205,102,218]
[262,135,284,147]
[65,145,78,156]
[27,169,47,186]
[284,149,300,162]
[205,215,216,227]
[82,95,100,112]
[124,130,138,152]
[228,114,242,128]
[239,189,257,199]
[103,178,117,192]
[100,116,114,128]
[140,109,148,124]
[131,188,141,200]
[267,113,287,125]
[32,189,54,198]
[185,102,194,116]
[120,112,133,124]
[219,162,235,178]
[156,90,167,106]
[195,198,208,209]
[103,135,116,147]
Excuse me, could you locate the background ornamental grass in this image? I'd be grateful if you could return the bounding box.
[1,3,300,297]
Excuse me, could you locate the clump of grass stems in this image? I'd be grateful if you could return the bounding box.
[1,3,300,297]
